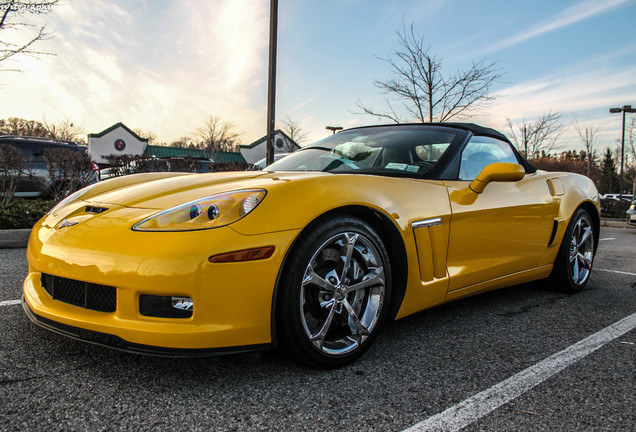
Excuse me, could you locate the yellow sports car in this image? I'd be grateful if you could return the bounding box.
[22,123,600,368]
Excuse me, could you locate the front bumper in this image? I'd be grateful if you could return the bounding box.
[626,209,636,226]
[22,297,269,357]
[23,208,300,354]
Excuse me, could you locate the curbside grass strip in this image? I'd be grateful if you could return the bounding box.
[0,229,32,249]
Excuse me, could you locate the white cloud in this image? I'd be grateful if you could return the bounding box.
[0,0,270,143]
[475,55,636,150]
[477,0,631,55]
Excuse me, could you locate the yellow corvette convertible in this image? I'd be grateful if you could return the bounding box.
[22,123,600,368]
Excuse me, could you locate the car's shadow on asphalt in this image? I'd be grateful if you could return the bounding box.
[15,280,576,380]
[5,278,609,432]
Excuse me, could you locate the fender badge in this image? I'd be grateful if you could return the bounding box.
[58,219,79,229]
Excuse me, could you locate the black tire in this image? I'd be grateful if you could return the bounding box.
[544,208,596,293]
[277,215,391,369]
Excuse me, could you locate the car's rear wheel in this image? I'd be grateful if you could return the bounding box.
[277,216,391,368]
[545,208,596,293]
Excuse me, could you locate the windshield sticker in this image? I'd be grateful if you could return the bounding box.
[385,163,408,170]
[385,163,419,173]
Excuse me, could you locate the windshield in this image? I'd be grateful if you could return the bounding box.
[267,126,462,178]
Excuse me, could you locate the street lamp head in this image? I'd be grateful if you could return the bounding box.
[610,105,636,113]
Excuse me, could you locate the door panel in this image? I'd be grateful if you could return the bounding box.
[444,173,558,292]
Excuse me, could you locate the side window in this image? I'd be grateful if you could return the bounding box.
[458,136,519,180]
[5,141,35,161]
[29,144,50,162]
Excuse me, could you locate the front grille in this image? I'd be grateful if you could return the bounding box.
[41,273,116,313]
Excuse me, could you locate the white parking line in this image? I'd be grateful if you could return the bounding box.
[599,238,616,241]
[0,299,21,307]
[595,268,636,277]
[403,311,636,432]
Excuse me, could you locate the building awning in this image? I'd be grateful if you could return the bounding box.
[144,145,246,163]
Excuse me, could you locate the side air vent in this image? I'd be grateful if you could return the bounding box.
[85,206,108,214]
[547,220,559,247]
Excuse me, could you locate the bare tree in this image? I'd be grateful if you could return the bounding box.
[42,117,86,143]
[0,144,22,207]
[0,116,47,136]
[193,116,241,154]
[573,118,600,178]
[0,0,59,73]
[132,128,158,145]
[279,114,308,149]
[357,23,502,123]
[626,117,636,161]
[506,111,565,160]
[43,147,95,201]
[168,136,192,148]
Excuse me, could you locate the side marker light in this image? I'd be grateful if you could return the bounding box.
[209,246,275,263]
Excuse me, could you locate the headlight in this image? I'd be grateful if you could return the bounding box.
[132,189,267,232]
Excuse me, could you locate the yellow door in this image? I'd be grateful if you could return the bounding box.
[441,135,559,297]
[444,173,558,294]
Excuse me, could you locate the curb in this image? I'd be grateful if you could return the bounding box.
[0,229,32,249]
[601,219,636,229]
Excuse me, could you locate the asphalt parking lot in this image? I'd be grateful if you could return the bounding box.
[1,226,634,431]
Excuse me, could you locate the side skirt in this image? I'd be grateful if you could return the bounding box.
[445,265,553,303]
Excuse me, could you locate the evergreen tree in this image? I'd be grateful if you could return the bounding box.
[600,148,616,194]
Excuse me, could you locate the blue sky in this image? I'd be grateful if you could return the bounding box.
[1,0,635,151]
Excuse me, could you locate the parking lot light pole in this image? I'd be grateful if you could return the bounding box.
[266,0,278,166]
[609,105,636,201]
[326,126,343,134]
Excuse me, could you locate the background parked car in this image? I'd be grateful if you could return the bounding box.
[627,200,636,226]
[600,194,633,217]
[0,135,99,199]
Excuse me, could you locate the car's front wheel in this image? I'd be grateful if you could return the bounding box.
[277,216,391,368]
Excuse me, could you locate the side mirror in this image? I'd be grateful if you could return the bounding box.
[469,162,525,194]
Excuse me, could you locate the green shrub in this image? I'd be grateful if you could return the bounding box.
[0,198,56,229]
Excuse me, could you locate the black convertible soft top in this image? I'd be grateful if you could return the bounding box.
[345,122,536,174]
[347,122,510,143]
[424,122,510,142]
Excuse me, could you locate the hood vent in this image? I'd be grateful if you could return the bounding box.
[85,206,109,214]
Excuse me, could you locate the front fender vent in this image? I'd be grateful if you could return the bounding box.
[547,220,559,247]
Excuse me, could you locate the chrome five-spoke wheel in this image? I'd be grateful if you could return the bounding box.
[300,231,385,356]
[568,213,594,286]
[277,216,391,368]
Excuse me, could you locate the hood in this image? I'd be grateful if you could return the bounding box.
[84,171,328,209]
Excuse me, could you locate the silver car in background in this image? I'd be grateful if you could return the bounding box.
[627,200,636,226]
